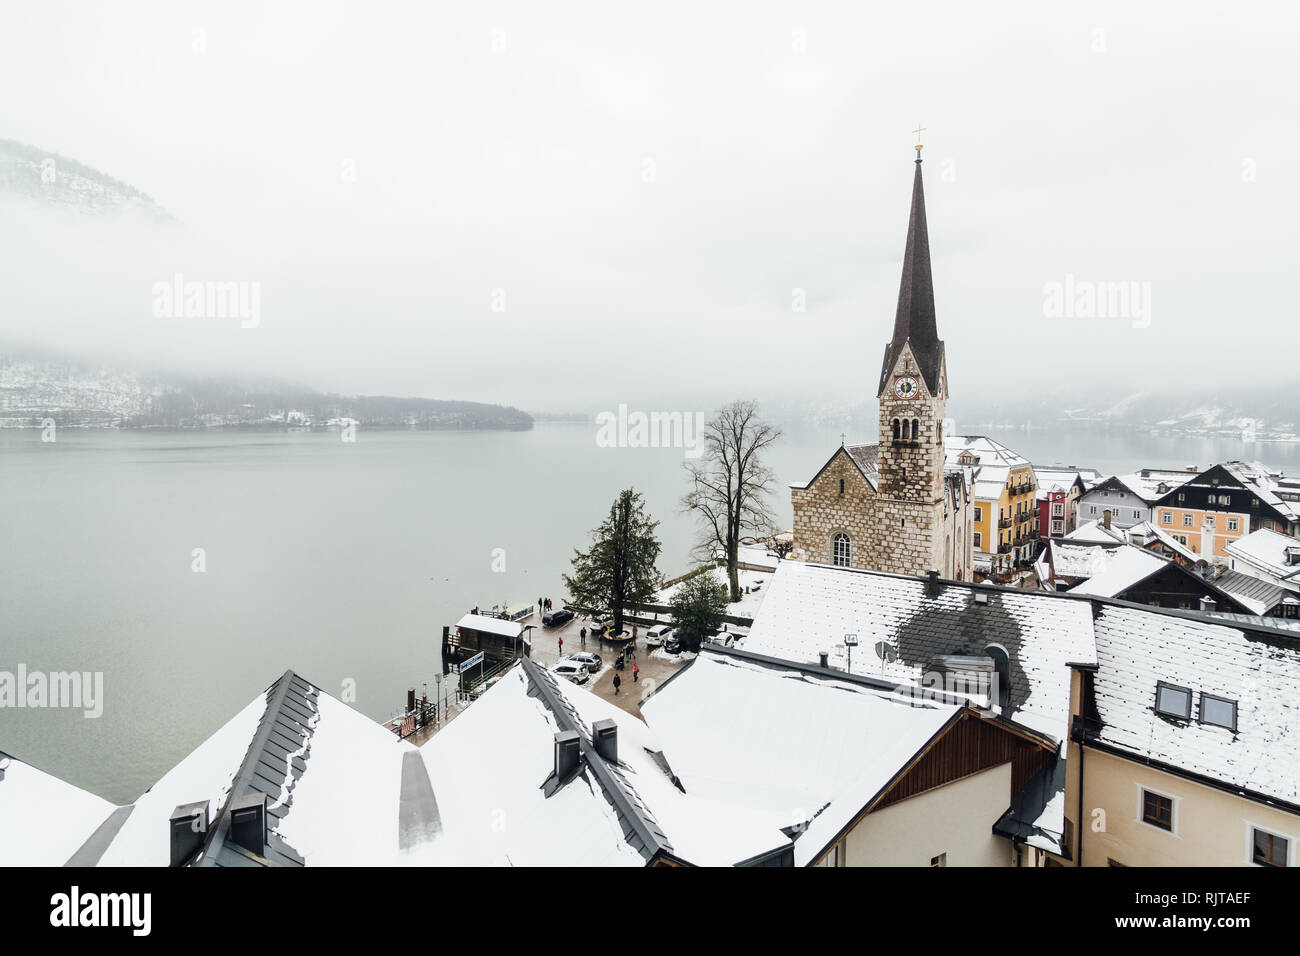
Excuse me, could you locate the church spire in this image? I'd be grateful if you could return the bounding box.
[878,147,944,398]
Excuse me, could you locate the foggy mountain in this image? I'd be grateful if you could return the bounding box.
[0,138,176,223]
[0,353,532,430]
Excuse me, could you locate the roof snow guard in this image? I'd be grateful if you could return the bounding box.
[520,658,674,863]
[879,157,945,397]
[196,669,320,867]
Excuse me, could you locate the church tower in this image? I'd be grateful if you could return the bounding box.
[873,147,950,575]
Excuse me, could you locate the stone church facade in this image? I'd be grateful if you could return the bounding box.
[791,152,974,581]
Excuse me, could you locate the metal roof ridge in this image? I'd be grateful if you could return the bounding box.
[195,668,317,867]
[520,657,674,863]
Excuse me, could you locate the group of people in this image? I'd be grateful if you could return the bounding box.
[537,597,554,612]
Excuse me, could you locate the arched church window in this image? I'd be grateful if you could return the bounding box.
[912,418,920,439]
[832,533,851,567]
[892,419,901,440]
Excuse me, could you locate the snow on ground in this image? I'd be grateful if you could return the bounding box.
[655,565,772,620]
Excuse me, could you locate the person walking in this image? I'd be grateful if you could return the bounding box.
[632,661,639,683]
[580,626,587,646]
[558,636,563,658]
[613,672,622,696]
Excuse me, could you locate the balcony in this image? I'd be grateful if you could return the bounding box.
[998,518,1013,529]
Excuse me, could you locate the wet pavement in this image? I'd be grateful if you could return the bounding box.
[527,611,687,718]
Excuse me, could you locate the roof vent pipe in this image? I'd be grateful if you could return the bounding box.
[926,569,941,596]
[229,792,268,857]
[818,651,829,669]
[169,801,210,867]
[592,719,618,764]
[554,730,581,781]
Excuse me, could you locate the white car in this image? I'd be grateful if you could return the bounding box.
[645,624,673,648]
[566,652,603,673]
[551,660,590,684]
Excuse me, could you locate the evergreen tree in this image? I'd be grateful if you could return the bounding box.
[564,488,662,635]
[668,572,729,653]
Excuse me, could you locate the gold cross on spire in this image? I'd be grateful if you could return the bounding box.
[913,123,927,155]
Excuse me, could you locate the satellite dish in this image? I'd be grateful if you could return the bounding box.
[874,641,897,663]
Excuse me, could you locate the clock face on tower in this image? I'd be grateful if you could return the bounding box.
[893,376,919,400]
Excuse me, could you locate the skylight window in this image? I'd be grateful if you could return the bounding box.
[1200,694,1238,731]
[1154,682,1192,719]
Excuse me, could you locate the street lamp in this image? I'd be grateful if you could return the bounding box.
[844,633,858,672]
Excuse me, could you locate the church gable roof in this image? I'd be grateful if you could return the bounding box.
[793,443,879,493]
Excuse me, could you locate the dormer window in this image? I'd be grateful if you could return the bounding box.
[1154,681,1192,720]
[1199,693,1237,731]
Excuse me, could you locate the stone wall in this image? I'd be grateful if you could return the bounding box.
[791,449,876,567]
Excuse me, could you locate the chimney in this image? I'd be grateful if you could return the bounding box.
[407,688,416,712]
[926,569,941,596]
[592,719,618,763]
[1200,596,1217,614]
[169,800,210,867]
[1102,509,1112,530]
[818,650,829,668]
[553,730,581,782]
[229,792,267,857]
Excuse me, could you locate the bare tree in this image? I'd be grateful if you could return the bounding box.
[681,400,782,603]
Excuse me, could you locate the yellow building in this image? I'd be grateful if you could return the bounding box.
[947,435,1038,577]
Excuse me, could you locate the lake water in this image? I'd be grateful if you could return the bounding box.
[3,422,1297,803]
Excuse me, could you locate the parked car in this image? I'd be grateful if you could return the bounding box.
[566,651,603,673]
[645,624,673,648]
[664,635,682,654]
[542,608,575,627]
[551,661,590,684]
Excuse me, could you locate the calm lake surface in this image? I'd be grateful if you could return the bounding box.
[3,422,1298,803]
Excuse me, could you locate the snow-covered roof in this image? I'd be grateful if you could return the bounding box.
[1033,467,1087,500]
[456,613,524,638]
[1045,540,1124,581]
[1224,528,1300,583]
[740,561,1097,744]
[1088,605,1300,807]
[0,752,117,866]
[413,659,790,866]
[1127,520,1201,563]
[1064,518,1128,545]
[1069,547,1171,600]
[944,435,1034,501]
[93,671,421,867]
[1108,469,1196,503]
[641,651,963,866]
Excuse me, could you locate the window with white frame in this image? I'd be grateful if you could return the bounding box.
[832,533,851,567]
[1228,517,1239,532]
[1052,503,1064,517]
[1140,788,1176,832]
[1161,511,1172,524]
[973,531,982,550]
[1253,827,1289,867]
[1183,514,1194,527]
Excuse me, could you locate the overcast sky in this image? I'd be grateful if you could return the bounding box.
[1,0,1296,412]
